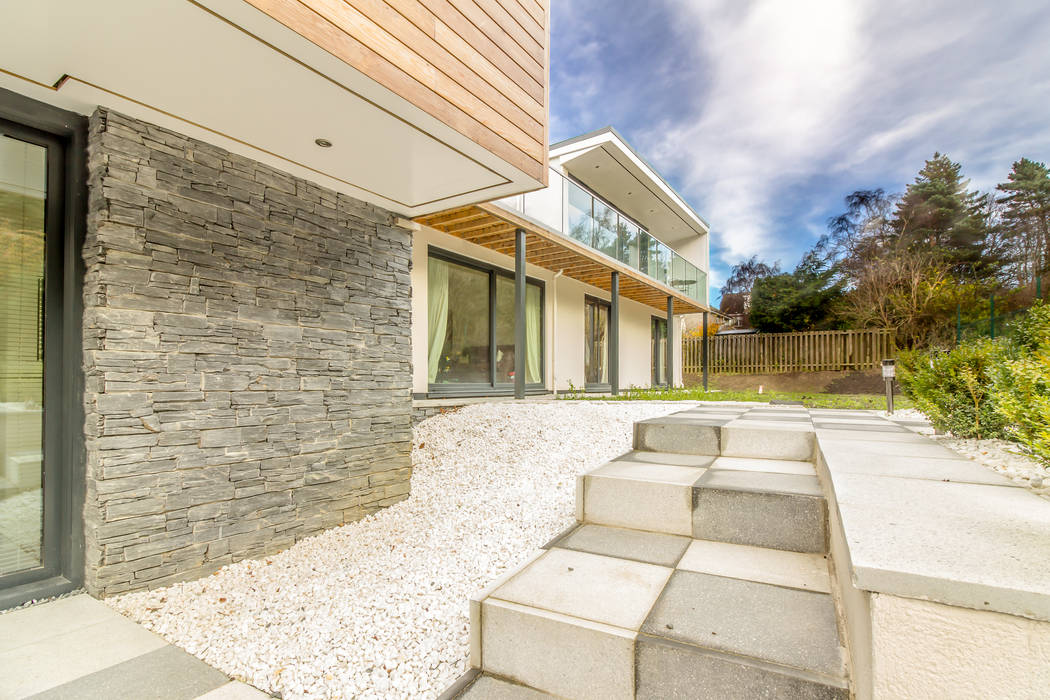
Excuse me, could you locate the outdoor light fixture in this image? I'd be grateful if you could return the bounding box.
[315,138,333,148]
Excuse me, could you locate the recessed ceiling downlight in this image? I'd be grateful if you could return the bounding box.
[315,138,333,148]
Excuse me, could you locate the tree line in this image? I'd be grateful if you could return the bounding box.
[720,154,1050,348]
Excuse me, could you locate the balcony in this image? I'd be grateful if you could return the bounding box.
[495,169,707,305]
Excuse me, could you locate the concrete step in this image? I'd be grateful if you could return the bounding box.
[633,407,816,461]
[581,451,827,551]
[465,524,846,699]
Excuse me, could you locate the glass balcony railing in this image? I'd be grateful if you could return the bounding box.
[496,169,708,306]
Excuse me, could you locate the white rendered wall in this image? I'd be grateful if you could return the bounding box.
[410,226,683,394]
[870,593,1050,699]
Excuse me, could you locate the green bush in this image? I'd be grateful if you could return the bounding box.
[897,338,1013,439]
[992,302,1050,465]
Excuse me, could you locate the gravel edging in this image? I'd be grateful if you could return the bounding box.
[106,401,692,699]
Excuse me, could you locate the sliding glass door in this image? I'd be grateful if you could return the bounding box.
[427,250,543,395]
[0,117,70,598]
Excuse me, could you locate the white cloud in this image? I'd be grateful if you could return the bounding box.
[636,0,1050,274]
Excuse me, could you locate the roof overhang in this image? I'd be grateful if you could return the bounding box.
[0,0,542,216]
[550,127,708,248]
[416,203,709,315]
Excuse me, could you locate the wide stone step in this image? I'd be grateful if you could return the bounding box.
[466,524,846,699]
[581,451,827,551]
[633,407,816,461]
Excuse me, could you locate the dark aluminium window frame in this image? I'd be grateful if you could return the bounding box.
[426,246,546,398]
[651,314,669,388]
[583,294,612,393]
[0,87,87,610]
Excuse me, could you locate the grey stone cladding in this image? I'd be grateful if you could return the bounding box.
[82,109,412,595]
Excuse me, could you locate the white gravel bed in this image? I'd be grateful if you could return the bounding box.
[106,401,691,700]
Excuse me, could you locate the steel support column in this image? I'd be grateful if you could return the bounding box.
[702,310,709,391]
[610,271,620,395]
[666,296,674,388]
[514,228,526,399]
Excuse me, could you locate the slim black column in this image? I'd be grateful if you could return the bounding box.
[702,310,709,391]
[666,296,674,388]
[610,271,619,396]
[514,228,526,400]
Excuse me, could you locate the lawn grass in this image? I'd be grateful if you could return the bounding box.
[558,386,913,411]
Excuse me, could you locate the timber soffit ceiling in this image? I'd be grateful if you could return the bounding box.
[415,202,708,315]
[0,0,548,216]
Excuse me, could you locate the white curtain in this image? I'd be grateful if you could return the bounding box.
[525,284,542,383]
[427,258,449,383]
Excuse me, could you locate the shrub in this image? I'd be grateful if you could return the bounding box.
[897,338,1013,439]
[992,302,1050,465]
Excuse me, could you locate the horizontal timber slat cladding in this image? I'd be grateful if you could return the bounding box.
[244,0,548,182]
[416,203,706,315]
[684,328,896,375]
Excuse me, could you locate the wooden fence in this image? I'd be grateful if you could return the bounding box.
[683,328,896,375]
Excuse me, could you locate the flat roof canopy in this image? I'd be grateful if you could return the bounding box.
[0,0,543,216]
[551,128,709,249]
[416,203,708,315]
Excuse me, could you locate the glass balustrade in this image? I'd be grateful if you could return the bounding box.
[493,170,707,305]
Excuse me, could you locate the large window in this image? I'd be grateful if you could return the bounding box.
[585,297,610,388]
[427,250,543,394]
[651,316,668,386]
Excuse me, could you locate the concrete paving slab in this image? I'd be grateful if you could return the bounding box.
[819,451,1017,487]
[457,675,554,699]
[829,471,1050,621]
[678,539,831,593]
[721,424,815,461]
[481,599,635,700]
[28,644,229,700]
[819,438,962,459]
[490,548,672,630]
[591,461,707,485]
[612,451,716,468]
[0,609,168,698]
[553,524,691,567]
[814,430,934,443]
[585,473,695,535]
[0,595,116,653]
[693,471,827,553]
[196,682,273,699]
[814,422,910,433]
[738,414,812,422]
[635,635,848,700]
[635,419,720,455]
[641,571,845,678]
[696,469,823,497]
[708,456,816,476]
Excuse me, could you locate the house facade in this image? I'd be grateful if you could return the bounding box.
[411,128,711,398]
[0,0,549,608]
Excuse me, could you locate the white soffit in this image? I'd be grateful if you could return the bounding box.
[0,0,537,215]
[551,130,708,246]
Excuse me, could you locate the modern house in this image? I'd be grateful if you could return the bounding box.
[0,0,550,608]
[411,128,711,399]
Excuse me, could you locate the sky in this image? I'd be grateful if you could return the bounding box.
[548,0,1050,306]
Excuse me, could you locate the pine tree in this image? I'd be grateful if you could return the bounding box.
[893,153,992,279]
[996,158,1050,285]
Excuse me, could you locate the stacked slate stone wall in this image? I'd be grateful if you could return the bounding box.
[82,109,412,595]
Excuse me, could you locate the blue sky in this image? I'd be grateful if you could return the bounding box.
[549,0,1050,305]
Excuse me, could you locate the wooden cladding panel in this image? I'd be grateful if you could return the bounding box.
[245,0,548,182]
[416,204,703,315]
